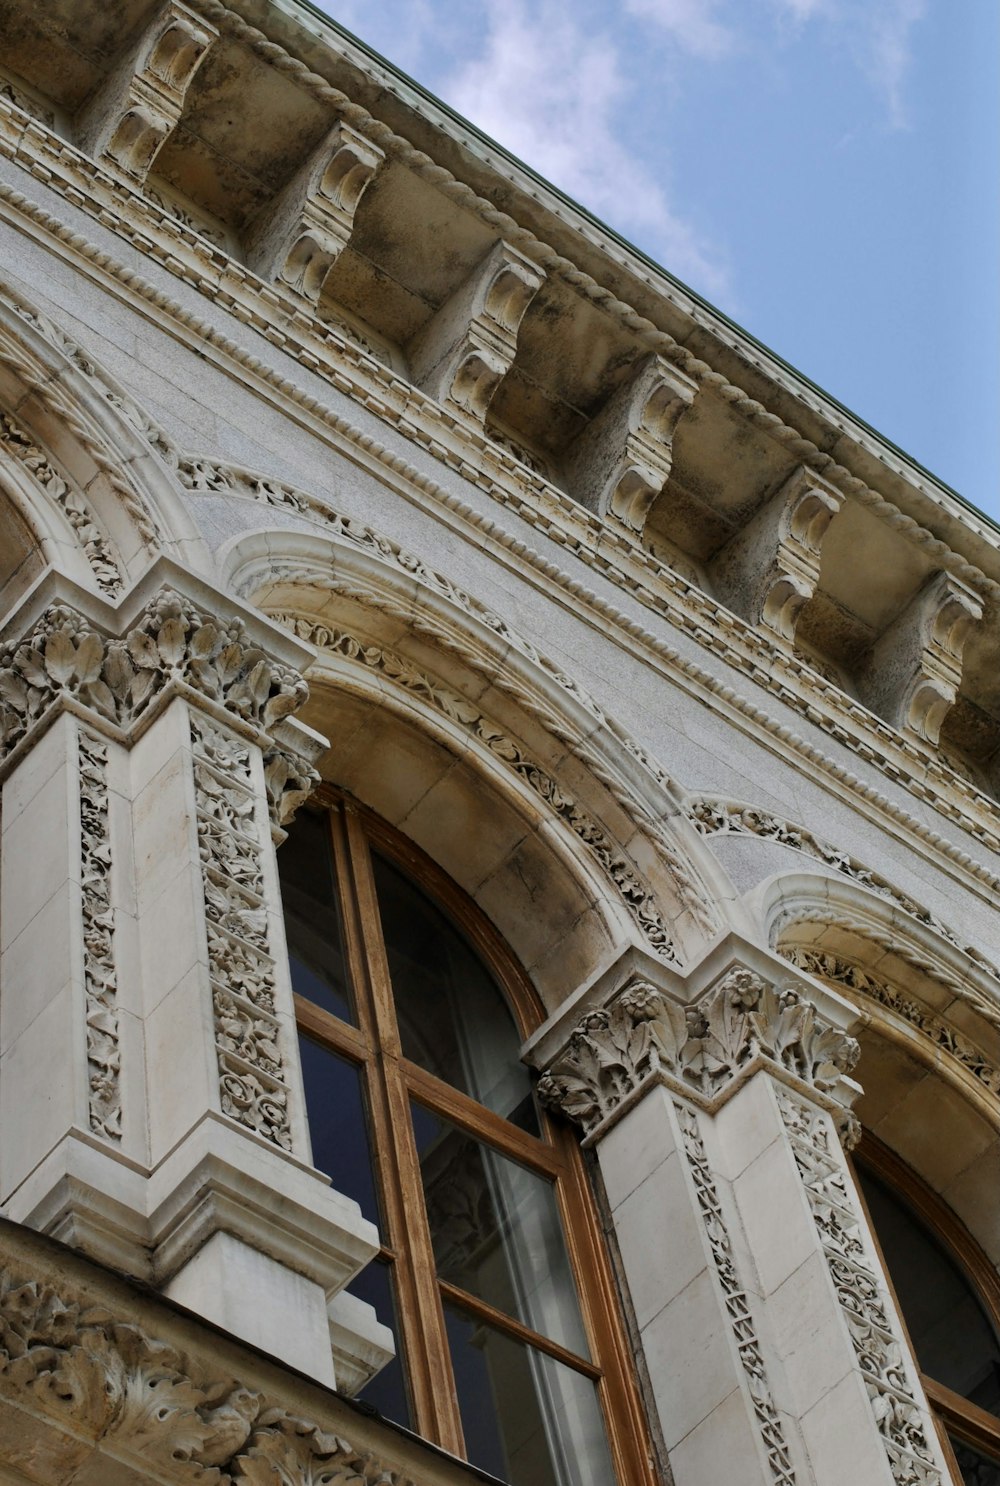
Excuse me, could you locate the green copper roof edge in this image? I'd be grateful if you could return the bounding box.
[286,0,995,534]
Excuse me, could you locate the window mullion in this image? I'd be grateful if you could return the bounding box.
[341,804,467,1458]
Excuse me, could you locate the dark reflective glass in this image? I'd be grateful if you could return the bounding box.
[349,1259,412,1429]
[299,1035,380,1226]
[859,1168,1000,1416]
[278,811,353,1023]
[371,850,537,1129]
[412,1102,589,1358]
[443,1301,613,1486]
[951,1436,1000,1485]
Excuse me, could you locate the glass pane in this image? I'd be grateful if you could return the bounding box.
[951,1435,1000,1485]
[411,1102,589,1358]
[859,1169,1000,1415]
[299,1035,380,1227]
[279,811,354,1023]
[372,850,537,1129]
[443,1300,614,1486]
[349,1259,412,1429]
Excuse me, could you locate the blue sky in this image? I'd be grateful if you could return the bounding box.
[307,1,999,519]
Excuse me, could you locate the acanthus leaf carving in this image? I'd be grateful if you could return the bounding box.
[538,966,859,1136]
[0,589,312,829]
[0,1263,420,1484]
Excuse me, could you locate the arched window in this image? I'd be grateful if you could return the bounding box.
[278,790,653,1486]
[857,1139,1000,1484]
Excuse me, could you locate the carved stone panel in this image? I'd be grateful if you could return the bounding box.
[191,715,292,1151]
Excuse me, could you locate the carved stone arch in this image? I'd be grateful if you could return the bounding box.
[758,869,1000,1266]
[217,524,729,1010]
[0,280,208,610]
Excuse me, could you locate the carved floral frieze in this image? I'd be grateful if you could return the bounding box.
[537,967,859,1137]
[688,796,971,955]
[778,1089,943,1486]
[0,587,317,826]
[0,1260,417,1484]
[191,716,292,1152]
[79,729,121,1143]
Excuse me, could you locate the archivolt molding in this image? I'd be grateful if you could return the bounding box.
[0,274,206,573]
[689,795,984,959]
[213,497,725,930]
[275,613,680,964]
[782,946,1000,1110]
[759,869,1000,1017]
[2,141,1000,911]
[0,405,123,594]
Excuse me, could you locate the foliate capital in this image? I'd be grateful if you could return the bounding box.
[537,965,860,1139]
[0,576,322,827]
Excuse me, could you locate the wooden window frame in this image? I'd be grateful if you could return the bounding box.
[289,786,658,1486]
[854,1132,1000,1480]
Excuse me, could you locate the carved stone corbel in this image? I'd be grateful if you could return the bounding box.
[561,354,698,532]
[709,465,843,641]
[407,239,544,421]
[244,122,385,301]
[857,568,983,744]
[75,1,217,181]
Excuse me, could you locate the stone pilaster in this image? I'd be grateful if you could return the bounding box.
[0,560,387,1389]
[537,950,952,1486]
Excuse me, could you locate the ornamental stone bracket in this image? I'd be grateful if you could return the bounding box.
[535,939,861,1145]
[0,558,392,1391]
[857,569,983,745]
[408,239,545,422]
[560,354,698,532]
[709,465,844,643]
[75,1,217,182]
[243,121,385,302]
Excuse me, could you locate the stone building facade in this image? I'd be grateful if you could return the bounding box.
[0,3,998,1484]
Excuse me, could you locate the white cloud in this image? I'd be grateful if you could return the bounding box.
[622,0,735,59]
[859,0,926,128]
[440,1,730,298]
